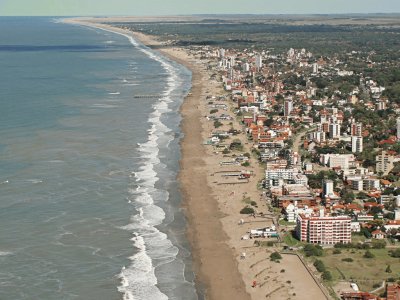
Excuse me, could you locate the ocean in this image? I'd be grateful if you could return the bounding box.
[0,17,197,300]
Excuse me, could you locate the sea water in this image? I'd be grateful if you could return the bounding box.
[0,17,197,300]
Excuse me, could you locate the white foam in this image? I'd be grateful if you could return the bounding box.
[26,179,43,184]
[91,104,118,109]
[96,25,186,300]
[118,236,168,300]
[0,251,12,256]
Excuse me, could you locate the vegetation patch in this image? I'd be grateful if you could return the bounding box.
[240,206,255,214]
[270,252,282,262]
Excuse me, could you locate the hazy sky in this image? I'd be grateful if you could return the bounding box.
[1,0,399,16]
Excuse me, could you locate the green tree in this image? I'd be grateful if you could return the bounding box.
[209,109,218,114]
[389,248,400,258]
[304,244,323,257]
[240,206,255,214]
[386,265,392,273]
[270,252,282,261]
[342,189,355,204]
[313,259,326,272]
[322,271,332,281]
[214,120,222,128]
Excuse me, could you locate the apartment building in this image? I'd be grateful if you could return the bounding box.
[296,213,352,245]
[376,150,395,175]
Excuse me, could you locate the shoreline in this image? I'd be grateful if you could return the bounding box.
[63,17,329,300]
[63,18,250,300]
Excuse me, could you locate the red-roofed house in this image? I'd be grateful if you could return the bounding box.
[371,230,386,240]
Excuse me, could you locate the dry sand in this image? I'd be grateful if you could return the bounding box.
[64,17,329,300]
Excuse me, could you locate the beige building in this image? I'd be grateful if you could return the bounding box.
[376,150,395,175]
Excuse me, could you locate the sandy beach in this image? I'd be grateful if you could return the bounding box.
[64,17,329,300]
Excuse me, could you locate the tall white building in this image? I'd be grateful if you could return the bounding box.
[329,123,341,139]
[230,56,235,67]
[351,122,362,137]
[255,54,262,70]
[219,48,225,58]
[397,117,400,139]
[376,150,395,175]
[287,48,295,58]
[284,99,293,117]
[351,136,363,153]
[312,63,319,74]
[243,62,250,72]
[323,180,334,198]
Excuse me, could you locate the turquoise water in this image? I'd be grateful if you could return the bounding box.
[0,17,196,300]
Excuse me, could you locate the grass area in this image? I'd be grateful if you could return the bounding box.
[320,248,400,292]
[254,240,278,247]
[279,219,296,226]
[272,207,281,214]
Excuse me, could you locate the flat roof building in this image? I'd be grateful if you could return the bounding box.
[296,214,351,245]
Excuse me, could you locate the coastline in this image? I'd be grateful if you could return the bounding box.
[63,17,329,300]
[63,18,250,300]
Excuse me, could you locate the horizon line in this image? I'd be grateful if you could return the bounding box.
[1,12,400,17]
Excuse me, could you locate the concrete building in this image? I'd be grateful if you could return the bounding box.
[320,154,354,170]
[351,177,380,191]
[219,48,225,58]
[394,209,400,221]
[265,168,308,187]
[376,150,395,175]
[363,178,380,191]
[284,99,293,117]
[376,100,386,111]
[285,203,313,223]
[397,117,400,140]
[329,123,341,139]
[308,131,326,143]
[243,62,250,72]
[351,135,363,153]
[312,62,319,74]
[296,214,352,245]
[352,179,363,191]
[351,122,363,137]
[255,54,262,70]
[323,180,334,198]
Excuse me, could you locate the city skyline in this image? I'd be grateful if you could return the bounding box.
[1,0,400,16]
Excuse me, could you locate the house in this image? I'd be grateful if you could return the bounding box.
[371,229,386,240]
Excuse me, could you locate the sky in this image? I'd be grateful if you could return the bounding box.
[0,0,399,16]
